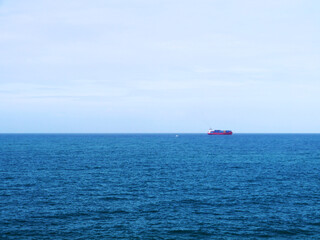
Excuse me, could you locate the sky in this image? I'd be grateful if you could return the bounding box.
[0,0,319,133]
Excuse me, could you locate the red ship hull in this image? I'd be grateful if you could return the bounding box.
[208,132,232,135]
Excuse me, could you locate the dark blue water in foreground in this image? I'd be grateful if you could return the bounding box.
[1,134,320,239]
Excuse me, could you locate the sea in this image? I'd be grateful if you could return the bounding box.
[1,133,320,239]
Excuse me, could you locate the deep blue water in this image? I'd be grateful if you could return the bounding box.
[1,134,320,239]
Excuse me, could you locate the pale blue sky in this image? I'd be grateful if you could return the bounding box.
[0,0,319,133]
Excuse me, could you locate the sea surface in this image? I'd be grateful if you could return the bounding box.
[1,134,320,239]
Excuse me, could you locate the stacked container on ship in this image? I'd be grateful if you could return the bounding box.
[208,129,233,135]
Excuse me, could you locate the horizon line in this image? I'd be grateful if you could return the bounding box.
[1,132,320,134]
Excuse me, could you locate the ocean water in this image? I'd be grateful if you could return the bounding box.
[1,134,320,239]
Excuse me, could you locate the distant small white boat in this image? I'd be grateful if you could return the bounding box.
[176,135,179,137]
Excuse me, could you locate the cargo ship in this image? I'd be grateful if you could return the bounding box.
[208,129,233,135]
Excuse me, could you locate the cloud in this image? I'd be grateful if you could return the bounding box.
[0,0,319,132]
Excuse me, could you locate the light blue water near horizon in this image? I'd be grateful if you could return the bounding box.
[1,134,320,239]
